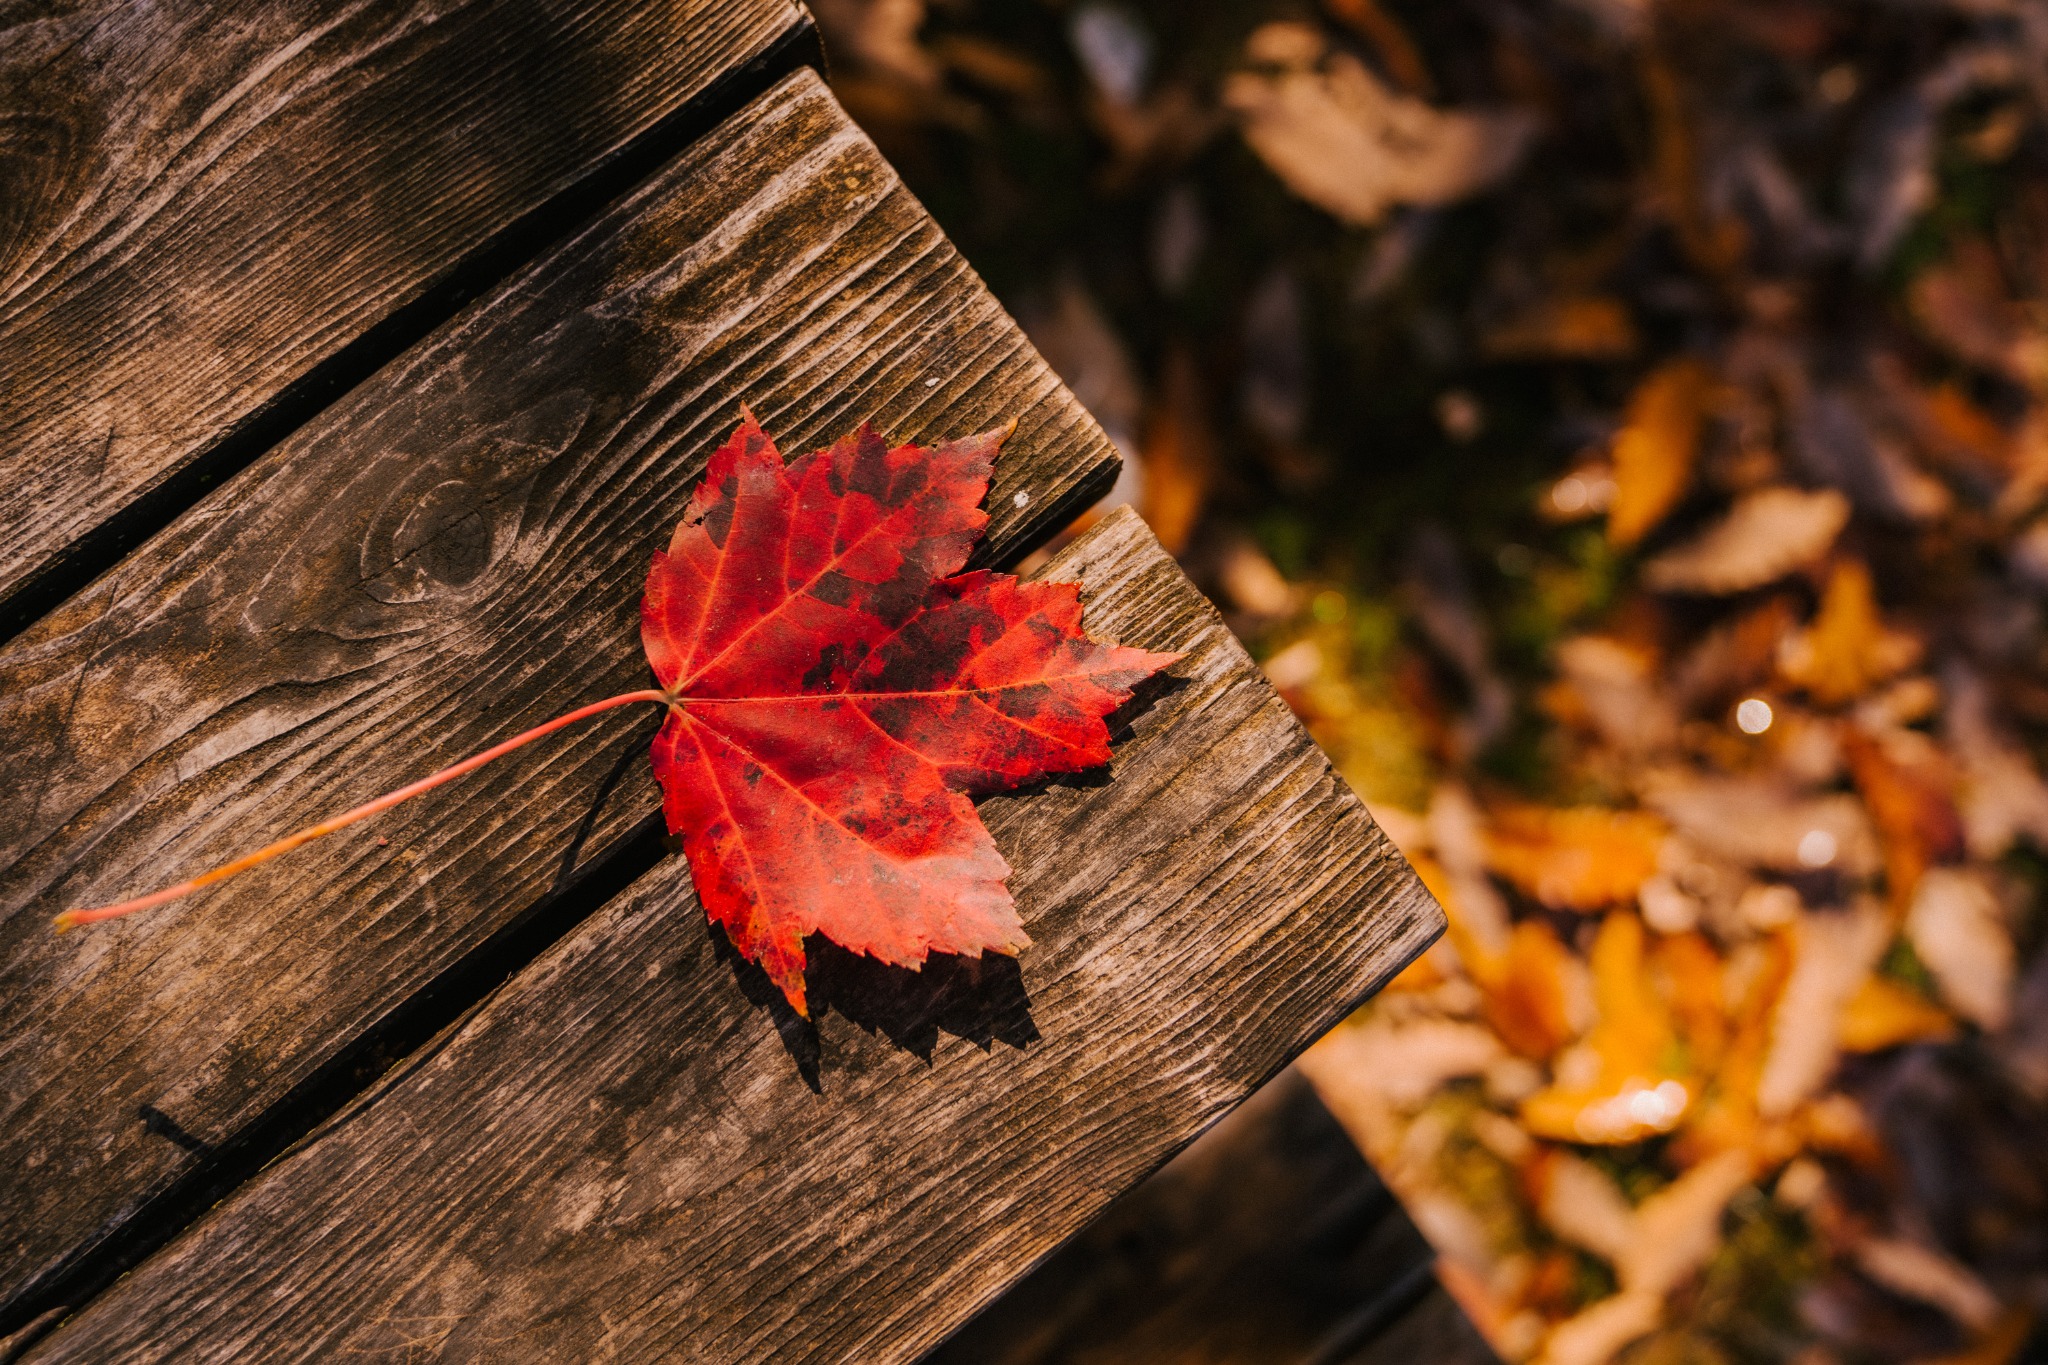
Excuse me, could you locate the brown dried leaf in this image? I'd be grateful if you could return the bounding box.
[1758,903,1890,1117]
[1321,0,1433,96]
[1303,1017,1505,1110]
[1483,295,1639,363]
[1914,380,2015,483]
[1620,1149,1755,1297]
[1943,660,2048,860]
[1538,1152,1635,1262]
[1552,637,1679,756]
[1907,867,2015,1031]
[1216,538,1297,618]
[1792,386,1952,524]
[1643,775,1881,878]
[1534,1292,1662,1365]
[1853,1237,2002,1334]
[1429,784,1515,957]
[1643,486,1851,595]
[1223,24,1533,228]
[1910,237,2044,388]
[1668,596,1797,711]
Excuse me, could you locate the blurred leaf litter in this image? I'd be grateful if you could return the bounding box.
[814,0,2048,1359]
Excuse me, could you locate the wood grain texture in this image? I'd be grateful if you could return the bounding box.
[0,0,806,608]
[925,1067,1494,1365]
[0,70,1120,1312]
[25,508,1441,1364]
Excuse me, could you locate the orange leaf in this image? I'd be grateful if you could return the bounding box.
[1483,295,1639,363]
[1842,724,1964,917]
[1838,974,1957,1052]
[1521,913,1690,1144]
[1608,358,1712,547]
[1523,1076,1693,1145]
[1651,931,1728,1074]
[1588,910,1673,1075]
[1484,805,1667,912]
[1138,349,1216,555]
[1923,381,2014,474]
[1675,931,1793,1161]
[1778,559,1921,707]
[1483,919,1580,1058]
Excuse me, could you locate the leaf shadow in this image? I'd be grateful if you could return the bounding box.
[701,670,1186,1089]
[1105,666,1187,744]
[711,926,1038,1093]
[552,710,663,890]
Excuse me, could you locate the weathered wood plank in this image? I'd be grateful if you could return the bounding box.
[0,0,809,615]
[24,508,1441,1363]
[923,1067,1492,1365]
[0,70,1119,1315]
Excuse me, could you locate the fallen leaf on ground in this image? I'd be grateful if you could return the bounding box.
[1483,295,1639,362]
[1138,349,1216,554]
[1301,1016,1505,1109]
[1608,359,1713,548]
[1757,903,1890,1117]
[1481,918,1582,1058]
[1523,913,1690,1143]
[1643,486,1851,594]
[810,0,940,87]
[1792,387,1952,523]
[1430,782,1515,955]
[1321,0,1433,95]
[1551,637,1678,756]
[1643,775,1881,878]
[1906,379,2014,487]
[1537,1152,1636,1262]
[1484,806,1668,912]
[643,417,1176,1012]
[1681,932,1794,1158]
[1854,1236,2002,1333]
[1942,661,2048,860]
[1838,974,1957,1051]
[1536,1290,1662,1365]
[1621,1148,1755,1296]
[1778,559,1922,706]
[1909,236,2041,388]
[1906,867,2015,1031]
[1222,23,1533,228]
[1842,724,1965,915]
[1652,931,1729,1072]
[1217,537,1299,617]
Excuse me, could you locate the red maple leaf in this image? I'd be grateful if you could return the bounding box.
[58,416,1177,1018]
[642,416,1177,1013]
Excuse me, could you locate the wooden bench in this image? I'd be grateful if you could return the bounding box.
[0,6,1440,1359]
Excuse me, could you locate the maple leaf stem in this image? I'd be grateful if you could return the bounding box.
[53,689,676,932]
